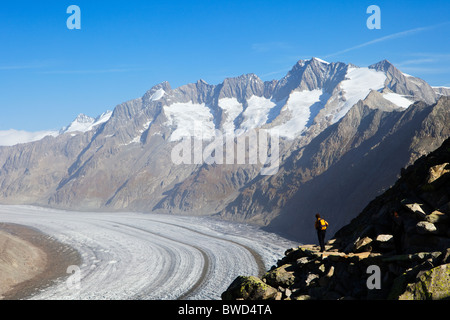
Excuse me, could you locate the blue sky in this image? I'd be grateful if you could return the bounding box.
[0,0,449,131]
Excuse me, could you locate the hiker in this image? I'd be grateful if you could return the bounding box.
[391,211,405,254]
[315,213,329,252]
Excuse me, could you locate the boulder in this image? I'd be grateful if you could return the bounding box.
[296,257,310,265]
[416,221,438,234]
[293,294,312,300]
[263,264,296,288]
[403,202,427,220]
[398,263,450,300]
[280,246,316,265]
[437,248,450,264]
[318,265,335,287]
[427,163,450,183]
[353,237,373,252]
[375,234,393,242]
[305,273,319,287]
[221,276,278,300]
[426,210,449,224]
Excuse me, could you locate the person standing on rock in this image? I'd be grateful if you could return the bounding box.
[315,213,329,252]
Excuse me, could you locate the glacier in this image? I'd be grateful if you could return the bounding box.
[0,205,297,300]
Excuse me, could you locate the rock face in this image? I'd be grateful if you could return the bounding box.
[0,58,448,245]
[398,263,450,300]
[222,136,450,300]
[221,276,278,300]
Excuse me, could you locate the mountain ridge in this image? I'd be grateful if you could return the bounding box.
[0,58,448,244]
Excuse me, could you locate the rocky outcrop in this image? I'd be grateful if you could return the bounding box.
[221,276,278,300]
[222,244,450,300]
[223,136,450,300]
[396,263,450,300]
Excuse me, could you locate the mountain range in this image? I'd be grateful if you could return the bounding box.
[0,57,449,243]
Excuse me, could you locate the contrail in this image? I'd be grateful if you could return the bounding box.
[324,22,450,58]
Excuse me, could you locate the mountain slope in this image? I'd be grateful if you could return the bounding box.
[261,95,450,242]
[0,58,447,240]
[223,135,450,301]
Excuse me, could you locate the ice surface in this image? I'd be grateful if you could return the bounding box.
[335,67,386,122]
[240,96,278,132]
[64,111,112,132]
[164,102,216,141]
[312,57,330,64]
[124,120,152,145]
[64,111,113,134]
[150,88,165,101]
[383,92,413,109]
[273,89,325,139]
[218,98,243,135]
[0,205,298,300]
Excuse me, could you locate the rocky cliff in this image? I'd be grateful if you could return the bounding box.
[222,135,450,300]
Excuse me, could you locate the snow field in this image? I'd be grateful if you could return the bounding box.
[163,102,215,141]
[336,67,387,122]
[274,89,325,139]
[382,92,414,109]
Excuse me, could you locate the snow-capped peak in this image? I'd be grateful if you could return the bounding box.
[61,111,112,134]
[74,113,95,124]
[311,57,330,64]
[149,88,166,101]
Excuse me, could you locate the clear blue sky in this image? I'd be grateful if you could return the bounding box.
[0,0,449,131]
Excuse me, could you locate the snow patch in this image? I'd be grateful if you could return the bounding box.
[63,111,113,134]
[240,96,278,132]
[163,102,215,141]
[383,92,413,109]
[129,136,141,144]
[335,67,386,122]
[313,57,330,65]
[150,88,165,101]
[433,86,450,89]
[272,89,325,139]
[218,98,243,135]
[124,120,152,145]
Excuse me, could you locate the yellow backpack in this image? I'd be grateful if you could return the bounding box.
[318,219,327,231]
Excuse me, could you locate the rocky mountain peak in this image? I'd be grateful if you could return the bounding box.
[218,73,265,101]
[142,81,172,104]
[59,113,96,134]
[369,59,395,72]
[370,59,437,105]
[74,113,95,123]
[311,57,330,65]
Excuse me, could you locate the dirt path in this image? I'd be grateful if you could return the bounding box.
[0,223,81,300]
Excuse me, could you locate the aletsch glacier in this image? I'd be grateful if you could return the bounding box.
[0,205,297,300]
